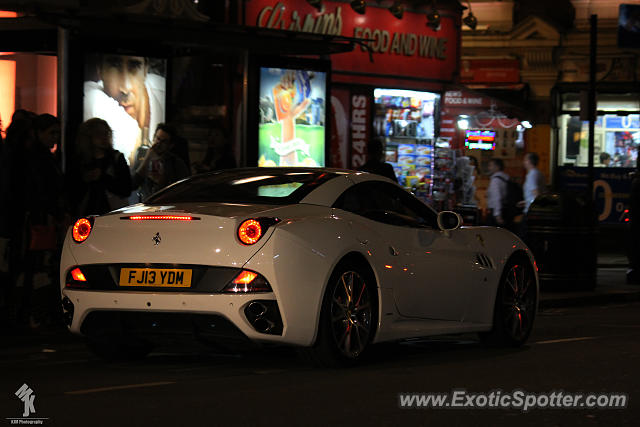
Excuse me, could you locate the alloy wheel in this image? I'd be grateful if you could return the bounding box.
[501,263,536,342]
[330,270,372,359]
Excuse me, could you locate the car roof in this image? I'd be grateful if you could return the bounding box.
[145,167,384,207]
[214,167,357,176]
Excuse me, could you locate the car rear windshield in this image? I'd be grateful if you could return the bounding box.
[145,169,340,205]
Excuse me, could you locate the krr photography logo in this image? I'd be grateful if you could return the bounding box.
[15,384,35,417]
[5,384,49,425]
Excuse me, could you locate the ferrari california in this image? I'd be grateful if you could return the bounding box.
[60,168,538,366]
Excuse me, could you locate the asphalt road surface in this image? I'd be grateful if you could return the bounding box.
[1,302,639,426]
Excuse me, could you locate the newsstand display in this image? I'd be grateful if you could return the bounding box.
[372,88,456,207]
[432,138,456,211]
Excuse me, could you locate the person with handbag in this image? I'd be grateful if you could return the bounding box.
[2,113,65,329]
[67,118,133,217]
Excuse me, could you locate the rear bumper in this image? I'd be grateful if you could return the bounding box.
[80,311,257,351]
[61,289,290,345]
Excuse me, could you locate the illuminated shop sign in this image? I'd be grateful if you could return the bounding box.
[245,1,458,82]
[465,129,496,150]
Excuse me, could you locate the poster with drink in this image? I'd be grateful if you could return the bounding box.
[258,67,326,167]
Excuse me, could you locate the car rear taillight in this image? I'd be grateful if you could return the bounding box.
[237,217,280,245]
[72,218,93,243]
[222,270,272,293]
[70,267,86,282]
[66,267,88,288]
[238,219,262,245]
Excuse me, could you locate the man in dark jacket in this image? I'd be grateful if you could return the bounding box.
[359,137,397,182]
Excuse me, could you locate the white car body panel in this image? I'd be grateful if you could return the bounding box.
[60,169,538,350]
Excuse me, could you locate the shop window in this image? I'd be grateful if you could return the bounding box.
[0,52,57,136]
[0,58,16,134]
[557,92,640,168]
[169,54,239,173]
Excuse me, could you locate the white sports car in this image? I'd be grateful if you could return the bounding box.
[60,168,538,366]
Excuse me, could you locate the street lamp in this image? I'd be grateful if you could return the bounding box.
[426,2,441,31]
[350,0,366,15]
[306,0,323,11]
[463,1,478,30]
[389,1,404,19]
[457,116,469,130]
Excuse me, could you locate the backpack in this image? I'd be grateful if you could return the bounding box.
[496,175,523,222]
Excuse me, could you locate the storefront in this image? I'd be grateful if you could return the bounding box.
[440,87,527,219]
[552,82,640,224]
[0,11,58,142]
[243,0,463,209]
[0,0,356,173]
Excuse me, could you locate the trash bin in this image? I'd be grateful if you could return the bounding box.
[525,192,597,290]
[454,204,480,226]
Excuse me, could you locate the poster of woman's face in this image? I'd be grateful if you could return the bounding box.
[83,53,166,165]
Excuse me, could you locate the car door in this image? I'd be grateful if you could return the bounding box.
[334,180,480,321]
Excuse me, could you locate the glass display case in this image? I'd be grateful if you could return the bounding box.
[373,88,440,204]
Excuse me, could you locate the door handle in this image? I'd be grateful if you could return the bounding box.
[357,238,368,245]
[389,246,399,256]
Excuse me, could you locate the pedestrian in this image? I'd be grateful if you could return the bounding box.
[0,121,11,321]
[359,136,397,182]
[516,152,546,238]
[486,158,510,228]
[169,126,191,173]
[5,114,65,329]
[520,153,546,214]
[32,114,69,327]
[132,123,190,201]
[467,155,480,206]
[0,118,32,328]
[68,118,132,217]
[192,124,236,174]
[600,152,612,167]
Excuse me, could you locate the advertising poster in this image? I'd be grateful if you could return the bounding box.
[556,166,633,223]
[83,54,167,165]
[329,87,350,169]
[258,67,326,167]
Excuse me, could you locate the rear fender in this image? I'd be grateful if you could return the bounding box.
[242,211,378,346]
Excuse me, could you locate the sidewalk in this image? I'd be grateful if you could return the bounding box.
[539,264,640,309]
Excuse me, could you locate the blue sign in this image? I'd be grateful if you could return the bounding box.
[604,115,640,129]
[556,166,634,224]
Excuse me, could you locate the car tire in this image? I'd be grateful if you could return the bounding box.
[300,261,376,367]
[86,335,153,361]
[480,255,537,347]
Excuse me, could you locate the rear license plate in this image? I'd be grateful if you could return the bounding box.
[119,268,192,287]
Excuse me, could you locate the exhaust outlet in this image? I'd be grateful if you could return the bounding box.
[61,296,74,327]
[247,302,268,318]
[253,317,275,333]
[244,300,283,335]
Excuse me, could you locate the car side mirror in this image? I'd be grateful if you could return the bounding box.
[437,211,462,235]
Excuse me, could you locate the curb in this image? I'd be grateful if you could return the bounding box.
[539,289,640,309]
